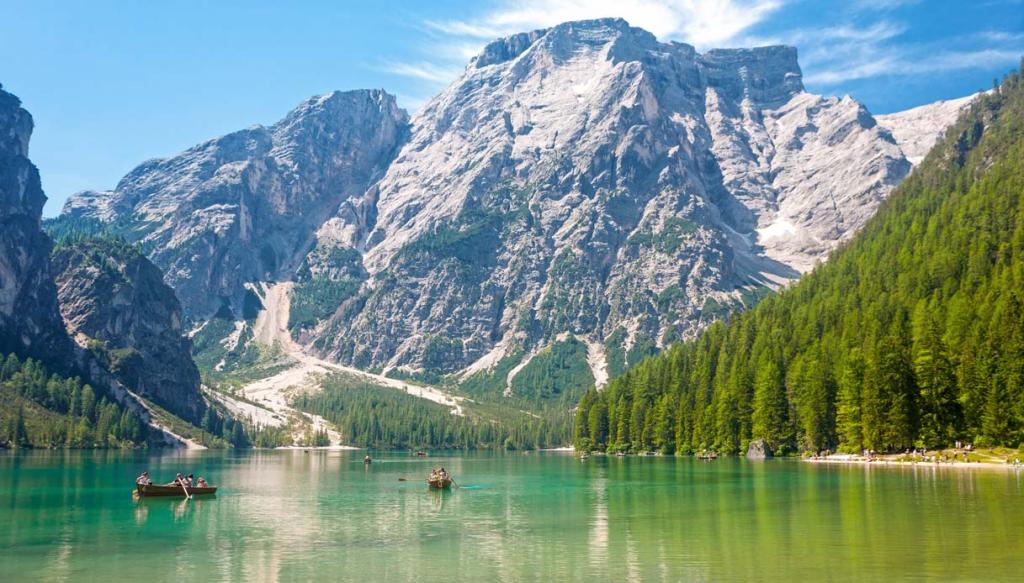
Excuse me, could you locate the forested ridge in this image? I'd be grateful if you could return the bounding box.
[293,374,571,450]
[0,353,148,448]
[574,65,1024,455]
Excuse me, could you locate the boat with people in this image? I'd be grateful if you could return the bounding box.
[133,471,216,498]
[136,484,218,497]
[696,451,719,461]
[427,467,453,489]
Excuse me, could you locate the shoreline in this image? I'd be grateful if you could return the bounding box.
[805,455,1023,471]
[275,445,361,451]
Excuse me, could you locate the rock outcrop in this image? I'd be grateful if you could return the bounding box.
[0,84,73,363]
[52,239,205,423]
[746,439,773,459]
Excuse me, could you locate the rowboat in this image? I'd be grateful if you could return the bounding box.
[427,476,452,489]
[135,484,217,497]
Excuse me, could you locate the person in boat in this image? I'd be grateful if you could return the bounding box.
[136,471,152,486]
[196,477,208,488]
[186,474,195,487]
[439,467,448,480]
[169,473,184,486]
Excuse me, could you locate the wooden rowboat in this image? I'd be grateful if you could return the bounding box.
[135,484,217,498]
[427,477,452,489]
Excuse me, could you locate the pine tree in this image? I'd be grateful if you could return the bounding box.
[751,354,788,452]
[836,348,865,452]
[912,300,961,447]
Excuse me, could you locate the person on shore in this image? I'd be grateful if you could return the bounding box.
[136,471,152,486]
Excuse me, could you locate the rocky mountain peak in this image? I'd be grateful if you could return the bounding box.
[63,88,409,319]
[701,45,803,106]
[469,18,654,70]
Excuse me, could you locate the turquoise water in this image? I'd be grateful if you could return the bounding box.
[2,450,1023,581]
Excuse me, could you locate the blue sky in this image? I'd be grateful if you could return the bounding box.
[1,1,1020,216]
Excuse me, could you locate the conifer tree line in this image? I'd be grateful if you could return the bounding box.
[0,353,147,447]
[575,64,1024,455]
[293,376,571,450]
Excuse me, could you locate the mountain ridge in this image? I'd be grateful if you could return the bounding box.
[58,19,974,408]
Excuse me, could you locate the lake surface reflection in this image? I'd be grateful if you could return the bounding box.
[2,450,1023,581]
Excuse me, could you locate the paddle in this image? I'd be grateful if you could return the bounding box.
[180,480,192,500]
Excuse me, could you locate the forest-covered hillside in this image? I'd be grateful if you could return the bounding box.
[0,353,148,448]
[575,65,1024,455]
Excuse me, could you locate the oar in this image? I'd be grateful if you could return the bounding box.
[450,478,460,489]
[180,481,192,500]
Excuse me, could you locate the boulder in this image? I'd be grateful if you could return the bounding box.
[747,439,773,459]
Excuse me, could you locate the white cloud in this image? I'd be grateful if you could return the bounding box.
[376,61,464,83]
[805,48,1021,84]
[379,0,1020,110]
[381,0,787,103]
[427,0,786,49]
[851,0,922,11]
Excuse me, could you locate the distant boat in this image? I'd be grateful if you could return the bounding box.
[428,476,453,489]
[364,455,372,464]
[135,484,217,498]
[428,471,452,489]
[415,451,428,457]
[696,452,719,461]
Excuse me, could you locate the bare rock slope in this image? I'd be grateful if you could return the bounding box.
[0,84,73,362]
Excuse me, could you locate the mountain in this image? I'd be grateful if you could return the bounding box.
[64,90,408,320]
[50,237,204,423]
[0,84,137,448]
[877,94,977,165]
[0,84,73,363]
[574,69,1024,454]
[314,19,912,388]
[61,19,970,408]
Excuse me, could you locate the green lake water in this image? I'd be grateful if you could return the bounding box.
[2,450,1023,582]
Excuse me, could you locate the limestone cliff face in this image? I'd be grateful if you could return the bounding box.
[51,239,205,423]
[0,84,72,363]
[64,90,409,320]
